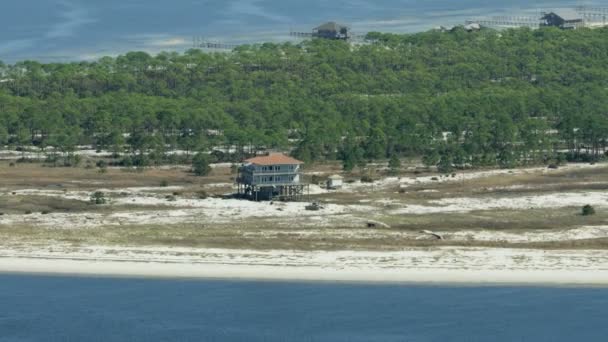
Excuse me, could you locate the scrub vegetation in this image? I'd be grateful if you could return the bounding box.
[1,27,607,170]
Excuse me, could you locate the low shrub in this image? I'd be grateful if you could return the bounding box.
[582,205,596,216]
[230,164,239,174]
[90,191,107,205]
[360,175,374,183]
[196,191,208,199]
[311,175,325,184]
[96,160,108,173]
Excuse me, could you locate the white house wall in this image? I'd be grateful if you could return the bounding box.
[240,164,302,186]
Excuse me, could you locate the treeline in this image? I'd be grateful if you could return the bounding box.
[1,26,608,171]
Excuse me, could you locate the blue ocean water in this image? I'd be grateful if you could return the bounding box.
[1,274,607,341]
[0,0,600,62]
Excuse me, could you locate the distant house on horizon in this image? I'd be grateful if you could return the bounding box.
[541,11,585,29]
[237,153,308,201]
[313,22,351,40]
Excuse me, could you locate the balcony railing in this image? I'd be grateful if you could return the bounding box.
[237,176,300,186]
[240,170,300,176]
[250,180,301,186]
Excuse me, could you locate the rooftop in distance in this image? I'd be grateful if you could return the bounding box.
[314,22,349,32]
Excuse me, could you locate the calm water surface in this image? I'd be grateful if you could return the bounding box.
[1,274,608,341]
[0,0,600,62]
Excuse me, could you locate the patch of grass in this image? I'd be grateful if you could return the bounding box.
[0,162,200,189]
[3,223,608,252]
[378,207,608,232]
[0,195,92,214]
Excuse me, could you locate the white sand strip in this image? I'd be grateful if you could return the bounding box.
[2,245,608,285]
[391,191,608,215]
[2,257,608,286]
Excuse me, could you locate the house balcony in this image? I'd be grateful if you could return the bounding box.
[248,171,300,176]
[238,167,300,176]
[251,180,302,186]
[237,173,302,186]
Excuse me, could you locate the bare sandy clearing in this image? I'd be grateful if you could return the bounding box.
[390,191,608,215]
[0,199,375,229]
[239,226,608,244]
[341,163,607,193]
[445,226,608,243]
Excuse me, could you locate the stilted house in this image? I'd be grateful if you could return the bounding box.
[313,22,351,40]
[541,11,584,29]
[237,153,308,201]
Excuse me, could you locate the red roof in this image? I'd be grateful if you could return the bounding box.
[244,153,304,166]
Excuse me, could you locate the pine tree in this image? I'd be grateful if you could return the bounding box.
[192,152,211,176]
[422,149,440,170]
[388,154,401,175]
[0,124,7,152]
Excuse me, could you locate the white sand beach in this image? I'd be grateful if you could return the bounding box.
[2,246,608,286]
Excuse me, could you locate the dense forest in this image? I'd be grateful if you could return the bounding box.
[1,26,608,171]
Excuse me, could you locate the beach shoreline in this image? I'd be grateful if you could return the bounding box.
[2,256,608,287]
[2,162,608,287]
